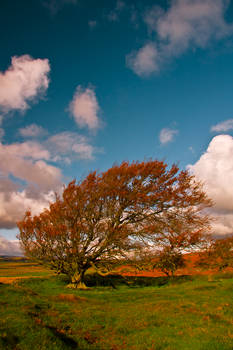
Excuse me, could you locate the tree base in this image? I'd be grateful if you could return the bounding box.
[66,282,89,290]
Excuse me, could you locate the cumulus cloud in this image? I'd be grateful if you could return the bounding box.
[0,189,56,230]
[19,124,48,138]
[17,124,96,162]
[47,131,97,162]
[211,119,233,132]
[0,141,50,161]
[0,128,99,228]
[0,55,50,114]
[69,86,100,131]
[127,43,159,76]
[128,0,232,76]
[188,134,233,236]
[0,139,62,229]
[0,236,22,256]
[159,127,178,144]
[0,130,97,228]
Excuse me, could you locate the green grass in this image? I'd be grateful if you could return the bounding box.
[0,258,52,278]
[0,260,232,349]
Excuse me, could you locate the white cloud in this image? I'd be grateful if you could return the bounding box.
[128,0,232,76]
[0,129,4,142]
[188,134,233,236]
[0,236,22,256]
[159,127,178,144]
[0,55,50,113]
[126,43,159,76]
[211,119,233,132]
[0,121,99,229]
[0,141,50,161]
[17,124,97,162]
[0,189,56,230]
[0,139,62,229]
[47,131,97,161]
[0,142,61,191]
[69,86,100,130]
[0,130,97,228]
[19,124,47,138]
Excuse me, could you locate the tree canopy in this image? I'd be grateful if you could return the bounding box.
[197,235,233,271]
[18,160,212,288]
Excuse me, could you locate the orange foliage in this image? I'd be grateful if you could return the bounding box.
[17,160,212,287]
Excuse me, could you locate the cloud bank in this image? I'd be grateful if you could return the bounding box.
[0,55,50,113]
[128,0,232,76]
[188,134,233,236]
[0,126,98,229]
[0,139,62,229]
[0,236,22,256]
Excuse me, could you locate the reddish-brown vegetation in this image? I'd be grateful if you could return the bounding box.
[17,160,212,288]
[121,252,233,278]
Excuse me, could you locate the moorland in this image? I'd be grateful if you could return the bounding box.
[0,256,232,350]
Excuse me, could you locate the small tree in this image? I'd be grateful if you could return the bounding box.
[154,248,185,277]
[17,160,212,288]
[197,235,233,271]
[150,207,211,276]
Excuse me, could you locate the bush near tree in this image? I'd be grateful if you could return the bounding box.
[17,160,212,288]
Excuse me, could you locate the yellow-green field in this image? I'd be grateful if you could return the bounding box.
[0,257,52,284]
[0,257,233,350]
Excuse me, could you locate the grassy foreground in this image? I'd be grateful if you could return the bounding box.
[0,259,233,350]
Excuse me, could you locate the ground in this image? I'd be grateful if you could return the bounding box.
[0,256,232,350]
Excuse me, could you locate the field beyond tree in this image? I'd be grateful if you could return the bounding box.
[0,257,232,350]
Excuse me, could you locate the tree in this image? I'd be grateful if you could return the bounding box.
[197,235,233,271]
[150,207,211,276]
[154,248,185,277]
[17,160,212,288]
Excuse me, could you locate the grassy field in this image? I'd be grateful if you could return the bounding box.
[0,258,233,350]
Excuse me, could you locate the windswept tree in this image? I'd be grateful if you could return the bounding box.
[153,248,185,277]
[151,204,212,276]
[197,235,233,271]
[18,160,212,288]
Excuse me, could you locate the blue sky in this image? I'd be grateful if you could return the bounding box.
[1,0,233,254]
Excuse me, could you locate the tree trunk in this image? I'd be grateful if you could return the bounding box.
[67,270,88,289]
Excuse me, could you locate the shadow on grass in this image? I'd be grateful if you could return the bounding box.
[27,304,79,349]
[82,273,193,288]
[0,331,19,349]
[45,325,78,349]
